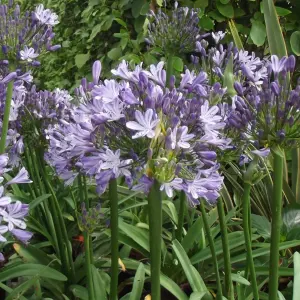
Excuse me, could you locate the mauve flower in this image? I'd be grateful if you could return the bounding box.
[34,4,59,26]
[126,109,160,139]
[0,187,11,207]
[11,229,33,244]
[0,201,29,231]
[20,46,39,62]
[0,252,5,261]
[6,167,32,185]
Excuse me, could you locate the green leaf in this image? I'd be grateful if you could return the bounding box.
[129,263,145,300]
[172,240,211,297]
[199,16,214,30]
[220,0,230,3]
[190,292,208,300]
[251,214,271,239]
[29,194,51,209]
[182,217,203,252]
[119,219,150,252]
[278,291,286,300]
[91,265,107,300]
[194,0,208,8]
[6,277,38,300]
[263,0,287,57]
[216,2,234,18]
[231,273,250,286]
[0,283,27,300]
[275,6,291,16]
[75,53,90,69]
[290,31,300,56]
[250,20,266,46]
[156,0,163,6]
[107,48,122,60]
[223,55,236,97]
[293,252,300,300]
[172,57,183,72]
[227,240,300,265]
[132,0,147,18]
[70,285,89,300]
[191,232,259,264]
[88,24,102,42]
[0,264,67,282]
[122,259,189,300]
[228,20,244,50]
[13,243,54,266]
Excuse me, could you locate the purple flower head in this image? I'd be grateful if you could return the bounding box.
[146,2,202,54]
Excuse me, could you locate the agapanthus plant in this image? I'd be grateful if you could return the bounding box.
[47,60,230,206]
[0,154,33,261]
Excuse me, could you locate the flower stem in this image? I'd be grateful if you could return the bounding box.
[175,191,186,242]
[84,231,95,300]
[269,150,284,300]
[0,80,14,154]
[217,199,234,300]
[166,54,173,87]
[242,183,259,300]
[109,178,119,300]
[199,200,223,300]
[148,180,162,300]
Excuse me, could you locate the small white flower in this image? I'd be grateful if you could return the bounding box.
[99,149,132,177]
[126,109,160,139]
[20,46,39,62]
[211,31,225,44]
[35,4,59,26]
[160,178,183,198]
[170,126,194,149]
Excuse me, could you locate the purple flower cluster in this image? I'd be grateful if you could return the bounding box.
[0,154,33,261]
[47,60,230,206]
[227,55,299,149]
[0,1,60,67]
[193,36,268,88]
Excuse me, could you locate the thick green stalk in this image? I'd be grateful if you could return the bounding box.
[242,183,259,300]
[217,199,234,300]
[175,191,186,242]
[199,200,223,300]
[166,54,173,87]
[109,178,119,300]
[0,80,14,154]
[291,149,300,203]
[148,180,162,300]
[269,151,284,300]
[84,232,95,300]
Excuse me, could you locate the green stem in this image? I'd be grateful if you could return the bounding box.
[166,54,173,87]
[199,200,223,300]
[148,180,162,300]
[242,183,259,300]
[217,199,234,300]
[291,148,300,203]
[39,160,75,283]
[109,178,119,300]
[269,151,284,300]
[175,191,186,242]
[0,80,14,154]
[84,232,95,300]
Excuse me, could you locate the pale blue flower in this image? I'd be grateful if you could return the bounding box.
[160,178,183,198]
[20,46,39,62]
[126,109,160,139]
